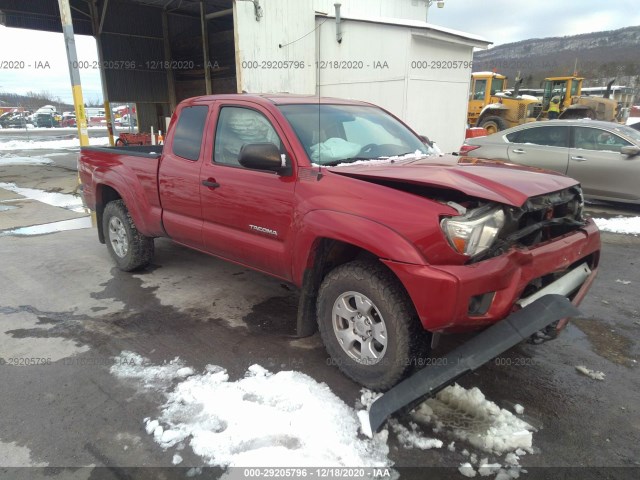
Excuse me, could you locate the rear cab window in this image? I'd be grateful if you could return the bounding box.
[172,105,209,161]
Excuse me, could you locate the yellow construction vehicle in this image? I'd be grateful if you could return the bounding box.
[467,72,542,134]
[540,77,617,121]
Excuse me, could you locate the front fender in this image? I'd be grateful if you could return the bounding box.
[291,209,426,285]
[478,103,509,120]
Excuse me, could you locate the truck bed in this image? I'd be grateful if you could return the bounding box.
[79,145,165,238]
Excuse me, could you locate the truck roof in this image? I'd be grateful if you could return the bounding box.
[185,93,374,107]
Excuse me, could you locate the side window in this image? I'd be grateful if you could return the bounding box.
[472,79,487,101]
[516,126,568,147]
[172,105,209,161]
[505,131,521,143]
[574,127,631,153]
[214,107,282,167]
[570,81,580,97]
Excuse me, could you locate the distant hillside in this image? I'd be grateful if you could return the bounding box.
[473,25,640,99]
[0,92,74,112]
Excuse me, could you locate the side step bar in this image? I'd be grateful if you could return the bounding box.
[367,294,580,433]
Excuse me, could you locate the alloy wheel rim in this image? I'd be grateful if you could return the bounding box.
[331,291,388,364]
[108,217,129,258]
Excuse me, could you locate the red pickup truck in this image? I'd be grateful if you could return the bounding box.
[79,94,600,391]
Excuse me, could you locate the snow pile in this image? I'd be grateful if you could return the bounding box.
[575,365,606,381]
[111,352,391,468]
[0,136,110,151]
[593,216,640,235]
[411,384,534,454]
[355,389,383,438]
[0,153,53,165]
[615,279,631,285]
[477,458,502,476]
[514,404,524,415]
[458,462,476,477]
[389,420,443,450]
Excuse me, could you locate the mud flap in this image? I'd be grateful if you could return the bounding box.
[367,294,580,433]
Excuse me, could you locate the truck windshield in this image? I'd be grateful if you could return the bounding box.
[278,104,429,166]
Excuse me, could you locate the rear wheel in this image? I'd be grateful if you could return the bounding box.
[103,200,154,271]
[479,115,507,134]
[317,260,425,390]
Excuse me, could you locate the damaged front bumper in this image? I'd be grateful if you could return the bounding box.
[383,218,600,333]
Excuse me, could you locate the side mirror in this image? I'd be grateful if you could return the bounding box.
[238,143,291,175]
[620,145,640,157]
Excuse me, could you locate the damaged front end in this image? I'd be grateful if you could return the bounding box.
[434,185,597,339]
[441,185,586,264]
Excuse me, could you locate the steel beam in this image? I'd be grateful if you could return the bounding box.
[57,0,89,147]
[200,0,212,95]
[90,0,116,146]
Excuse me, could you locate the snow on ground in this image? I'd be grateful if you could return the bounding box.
[0,153,53,165]
[0,136,110,151]
[111,353,536,478]
[111,352,391,468]
[0,182,84,211]
[575,365,606,381]
[593,216,640,235]
[388,420,443,450]
[412,384,534,454]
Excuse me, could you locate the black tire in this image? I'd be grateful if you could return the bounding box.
[317,260,425,390]
[479,115,507,134]
[115,138,127,147]
[103,200,154,271]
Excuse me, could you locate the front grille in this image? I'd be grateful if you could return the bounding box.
[507,186,585,247]
[474,186,585,262]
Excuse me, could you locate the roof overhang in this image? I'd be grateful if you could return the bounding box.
[318,13,492,50]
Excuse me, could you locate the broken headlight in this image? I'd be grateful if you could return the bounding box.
[440,204,505,257]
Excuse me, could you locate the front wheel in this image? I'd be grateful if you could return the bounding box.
[317,260,425,390]
[103,200,154,271]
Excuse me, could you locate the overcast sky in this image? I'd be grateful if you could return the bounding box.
[0,0,638,104]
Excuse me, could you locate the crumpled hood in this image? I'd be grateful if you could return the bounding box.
[328,155,579,207]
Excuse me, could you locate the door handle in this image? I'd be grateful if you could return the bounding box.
[512,148,526,154]
[202,179,220,189]
[571,156,587,162]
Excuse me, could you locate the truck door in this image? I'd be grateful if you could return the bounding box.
[199,103,296,280]
[158,104,210,249]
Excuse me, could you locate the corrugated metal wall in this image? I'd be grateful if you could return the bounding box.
[99,0,168,103]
